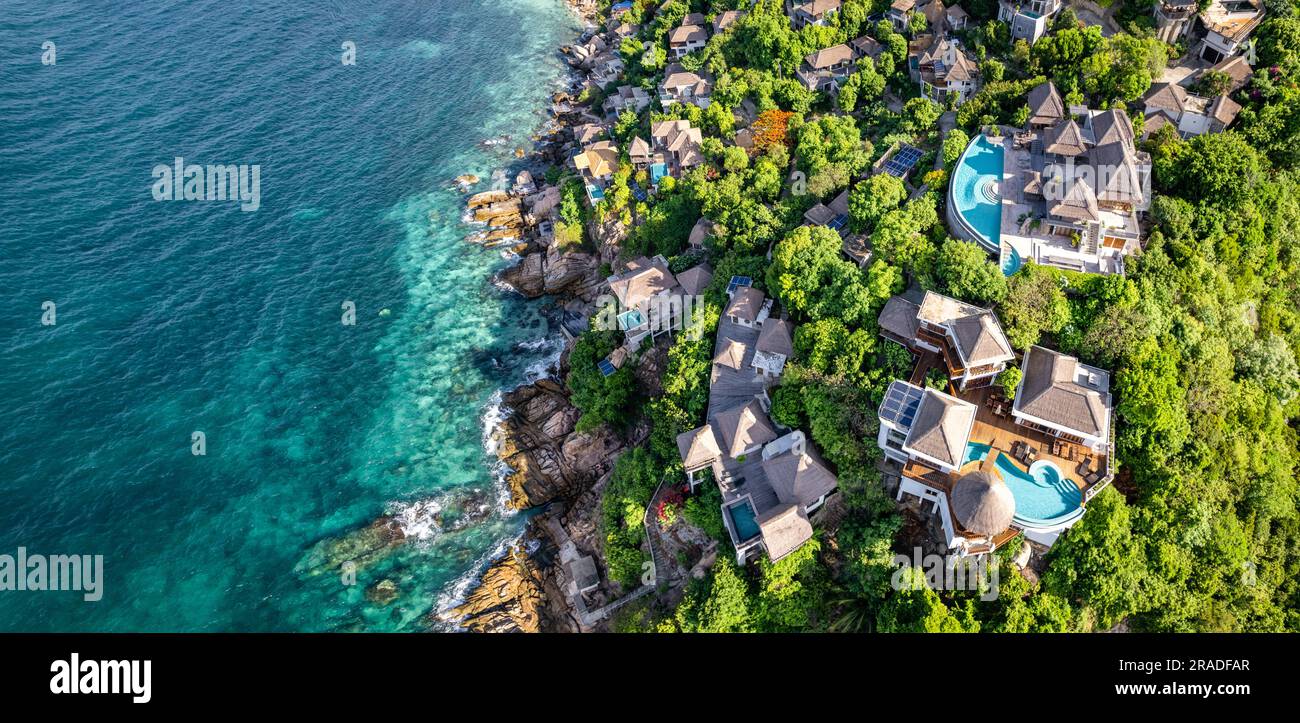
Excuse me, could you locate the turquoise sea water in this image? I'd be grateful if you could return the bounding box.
[950,135,1003,252]
[0,1,578,630]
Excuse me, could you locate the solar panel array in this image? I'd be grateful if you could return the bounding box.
[884,145,923,178]
[629,180,647,201]
[828,214,848,231]
[598,359,617,377]
[880,381,924,429]
[726,275,752,294]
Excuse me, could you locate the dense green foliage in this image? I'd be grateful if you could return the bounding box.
[578,0,1300,633]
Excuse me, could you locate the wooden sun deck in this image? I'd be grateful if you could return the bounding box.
[958,385,1106,493]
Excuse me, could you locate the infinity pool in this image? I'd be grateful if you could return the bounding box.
[992,453,1083,528]
[1000,244,1022,276]
[950,135,1004,252]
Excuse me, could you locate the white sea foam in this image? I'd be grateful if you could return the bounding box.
[522,337,564,383]
[388,497,446,542]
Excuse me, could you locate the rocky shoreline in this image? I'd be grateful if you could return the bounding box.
[438,0,639,633]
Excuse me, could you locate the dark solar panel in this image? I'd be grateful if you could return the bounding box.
[880,382,924,428]
[598,359,617,377]
[884,145,922,177]
[726,276,752,293]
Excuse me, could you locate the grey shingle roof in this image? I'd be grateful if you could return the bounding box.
[904,389,975,468]
[1015,345,1108,438]
[1027,81,1065,126]
[756,319,794,358]
[763,449,837,507]
[756,503,813,562]
[713,400,777,457]
[677,424,721,470]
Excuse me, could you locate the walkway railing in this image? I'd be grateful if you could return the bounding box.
[1083,423,1118,504]
[642,473,671,587]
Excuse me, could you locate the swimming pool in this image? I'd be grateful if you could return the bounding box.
[727,500,761,542]
[1000,243,1022,276]
[963,441,991,466]
[949,135,1004,252]
[992,453,1083,528]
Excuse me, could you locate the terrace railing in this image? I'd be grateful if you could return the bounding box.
[1083,423,1118,504]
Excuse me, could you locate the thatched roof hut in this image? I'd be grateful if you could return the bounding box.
[951,470,1015,537]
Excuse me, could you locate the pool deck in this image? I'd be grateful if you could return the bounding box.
[911,352,1107,496]
[960,385,1100,495]
[996,133,1130,275]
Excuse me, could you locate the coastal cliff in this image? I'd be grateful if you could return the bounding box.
[492,376,624,509]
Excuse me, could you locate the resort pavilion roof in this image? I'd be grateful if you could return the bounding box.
[1027,81,1066,126]
[676,263,713,297]
[904,388,976,469]
[713,339,748,370]
[676,424,722,471]
[804,43,854,70]
[725,286,766,323]
[1047,174,1100,223]
[878,296,921,340]
[762,447,837,508]
[712,400,778,458]
[1041,119,1088,157]
[1015,345,1109,438]
[756,318,795,359]
[756,503,814,562]
[1091,109,1136,150]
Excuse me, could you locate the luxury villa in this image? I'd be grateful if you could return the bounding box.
[876,291,1115,555]
[677,279,837,564]
[571,139,620,203]
[649,118,704,180]
[1142,81,1242,139]
[1153,0,1266,62]
[878,291,1014,391]
[997,0,1063,44]
[660,63,714,109]
[667,20,709,59]
[797,43,856,94]
[907,32,980,105]
[605,255,682,349]
[946,81,1152,275]
[788,0,843,29]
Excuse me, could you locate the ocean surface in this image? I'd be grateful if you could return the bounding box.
[0,0,579,631]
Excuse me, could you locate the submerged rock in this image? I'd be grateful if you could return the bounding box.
[366,579,400,606]
[294,516,406,579]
